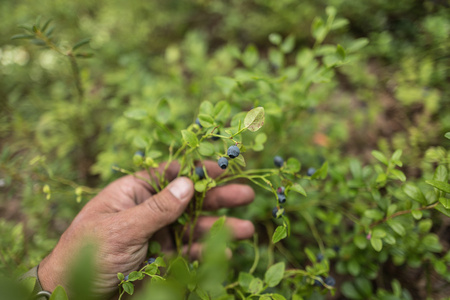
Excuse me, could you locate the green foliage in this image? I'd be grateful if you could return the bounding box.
[1,1,449,300]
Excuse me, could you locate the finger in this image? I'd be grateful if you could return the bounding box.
[181,243,232,260]
[195,160,225,179]
[203,184,255,210]
[120,177,194,241]
[186,216,255,241]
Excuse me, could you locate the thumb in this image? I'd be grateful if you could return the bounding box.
[124,177,194,240]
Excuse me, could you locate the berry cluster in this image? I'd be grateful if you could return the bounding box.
[217,145,241,169]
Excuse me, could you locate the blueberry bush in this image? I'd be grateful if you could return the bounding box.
[1,1,449,299]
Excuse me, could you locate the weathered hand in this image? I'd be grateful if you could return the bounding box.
[38,161,255,297]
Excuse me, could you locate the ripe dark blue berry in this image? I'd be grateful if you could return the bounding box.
[333,245,341,253]
[195,118,203,128]
[274,156,284,167]
[277,187,285,194]
[195,166,205,179]
[134,151,144,157]
[277,193,286,204]
[218,157,228,169]
[147,257,156,265]
[307,167,316,176]
[325,276,336,287]
[272,207,280,218]
[124,274,129,281]
[317,253,324,262]
[227,145,240,158]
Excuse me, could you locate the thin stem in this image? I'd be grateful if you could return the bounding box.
[249,234,259,274]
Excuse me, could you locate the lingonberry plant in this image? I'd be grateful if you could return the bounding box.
[4,4,449,300]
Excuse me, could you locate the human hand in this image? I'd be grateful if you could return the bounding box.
[38,161,255,297]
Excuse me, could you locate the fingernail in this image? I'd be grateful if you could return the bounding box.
[169,177,193,203]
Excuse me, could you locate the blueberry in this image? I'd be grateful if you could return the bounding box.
[333,245,340,253]
[307,167,316,176]
[218,157,228,169]
[147,257,156,264]
[195,166,205,179]
[272,207,280,218]
[317,253,324,262]
[274,156,284,168]
[277,193,286,204]
[277,187,285,194]
[324,276,335,287]
[314,276,324,287]
[195,118,203,129]
[124,274,129,281]
[227,145,240,159]
[211,130,220,141]
[134,151,144,157]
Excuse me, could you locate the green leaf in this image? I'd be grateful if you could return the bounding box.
[390,169,406,182]
[353,235,368,249]
[234,154,246,167]
[255,133,267,144]
[127,271,143,281]
[370,237,383,252]
[364,209,383,220]
[213,101,231,122]
[280,35,295,53]
[210,216,226,237]
[425,180,450,193]
[264,262,285,287]
[72,38,91,51]
[198,142,215,156]
[154,257,166,267]
[445,132,450,139]
[391,149,403,161]
[435,203,450,217]
[41,19,52,32]
[155,98,171,124]
[199,101,214,115]
[181,130,199,148]
[198,114,215,128]
[244,107,265,132]
[439,197,450,209]
[347,259,361,276]
[242,44,259,67]
[117,273,125,281]
[304,248,316,263]
[195,180,207,192]
[346,38,369,53]
[311,161,328,180]
[272,226,287,243]
[434,165,448,182]
[49,286,69,300]
[372,150,388,165]
[11,34,35,40]
[285,158,301,173]
[124,109,148,120]
[290,183,306,196]
[214,77,237,96]
[268,33,282,45]
[372,228,386,239]
[336,44,346,60]
[122,282,134,295]
[402,183,427,205]
[341,281,361,299]
[238,272,254,292]
[249,278,263,294]
[411,209,423,220]
[387,219,406,236]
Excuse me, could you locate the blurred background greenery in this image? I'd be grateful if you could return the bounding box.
[1,0,449,299]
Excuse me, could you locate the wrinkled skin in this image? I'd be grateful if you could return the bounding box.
[38,161,255,298]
